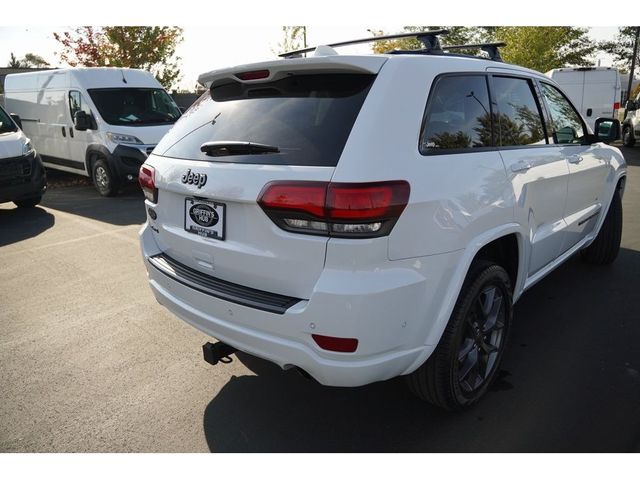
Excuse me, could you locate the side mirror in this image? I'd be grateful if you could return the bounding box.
[594,117,620,144]
[625,100,638,112]
[74,111,92,131]
[9,113,22,129]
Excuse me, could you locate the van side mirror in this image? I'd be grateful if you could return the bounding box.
[9,113,22,129]
[74,111,92,131]
[594,118,620,144]
[626,100,638,112]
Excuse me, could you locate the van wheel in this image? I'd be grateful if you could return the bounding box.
[92,158,118,197]
[406,261,512,410]
[622,126,635,147]
[14,195,42,208]
[580,189,622,265]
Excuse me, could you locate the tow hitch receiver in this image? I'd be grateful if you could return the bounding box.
[203,341,237,366]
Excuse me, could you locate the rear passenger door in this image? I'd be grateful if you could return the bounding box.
[491,75,570,276]
[539,82,609,253]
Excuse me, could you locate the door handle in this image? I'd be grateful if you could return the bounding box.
[568,155,583,164]
[61,126,66,137]
[69,127,74,138]
[510,161,532,173]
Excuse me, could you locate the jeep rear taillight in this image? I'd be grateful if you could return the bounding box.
[257,180,410,238]
[139,165,158,203]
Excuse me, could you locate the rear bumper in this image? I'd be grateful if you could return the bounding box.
[140,223,445,387]
[0,153,47,204]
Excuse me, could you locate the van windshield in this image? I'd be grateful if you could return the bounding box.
[87,88,181,126]
[0,106,18,134]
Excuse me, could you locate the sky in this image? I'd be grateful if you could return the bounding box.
[0,26,624,91]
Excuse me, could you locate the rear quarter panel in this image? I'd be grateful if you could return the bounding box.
[330,56,515,260]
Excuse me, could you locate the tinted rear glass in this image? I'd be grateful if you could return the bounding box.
[155,74,375,166]
[420,75,493,151]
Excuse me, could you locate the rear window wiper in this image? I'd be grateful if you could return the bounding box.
[200,141,280,157]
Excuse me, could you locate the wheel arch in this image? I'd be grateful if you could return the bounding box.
[402,224,527,376]
[85,144,112,180]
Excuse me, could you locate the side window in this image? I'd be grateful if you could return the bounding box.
[540,83,585,144]
[152,90,174,115]
[492,76,546,147]
[69,91,91,120]
[421,75,493,152]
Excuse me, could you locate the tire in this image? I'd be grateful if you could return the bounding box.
[622,126,635,147]
[13,195,42,208]
[406,261,513,410]
[92,158,119,197]
[580,189,622,265]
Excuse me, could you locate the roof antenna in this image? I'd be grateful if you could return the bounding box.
[121,69,128,84]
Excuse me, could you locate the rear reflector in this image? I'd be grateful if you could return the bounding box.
[138,164,158,203]
[312,334,358,353]
[235,69,270,81]
[258,180,410,238]
[614,102,620,110]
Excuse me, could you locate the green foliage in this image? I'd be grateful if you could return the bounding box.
[370,26,490,54]
[8,52,21,68]
[7,52,49,68]
[599,27,640,73]
[495,27,596,72]
[53,26,183,89]
[276,26,307,55]
[369,26,596,72]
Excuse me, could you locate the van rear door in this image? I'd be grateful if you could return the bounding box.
[582,69,620,126]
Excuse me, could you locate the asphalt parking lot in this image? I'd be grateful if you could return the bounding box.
[1,147,640,453]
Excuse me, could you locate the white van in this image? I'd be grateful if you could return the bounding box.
[546,67,621,131]
[4,68,181,196]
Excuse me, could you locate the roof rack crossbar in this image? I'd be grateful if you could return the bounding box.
[279,29,449,58]
[442,42,506,62]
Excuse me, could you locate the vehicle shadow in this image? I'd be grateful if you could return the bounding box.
[620,145,640,166]
[0,206,55,247]
[40,183,146,226]
[202,248,640,453]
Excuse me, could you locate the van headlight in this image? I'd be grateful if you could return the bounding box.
[107,132,143,145]
[22,140,35,156]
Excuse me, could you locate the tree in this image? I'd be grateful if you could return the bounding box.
[22,53,49,68]
[275,26,307,55]
[600,26,640,73]
[370,26,489,54]
[370,26,596,72]
[8,52,22,68]
[7,52,49,68]
[494,27,596,72]
[53,26,183,89]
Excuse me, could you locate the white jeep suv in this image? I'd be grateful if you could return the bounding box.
[139,32,626,410]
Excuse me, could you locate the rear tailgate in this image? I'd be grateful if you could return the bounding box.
[146,57,386,300]
[147,156,332,299]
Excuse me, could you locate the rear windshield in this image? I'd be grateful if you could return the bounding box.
[154,74,375,167]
